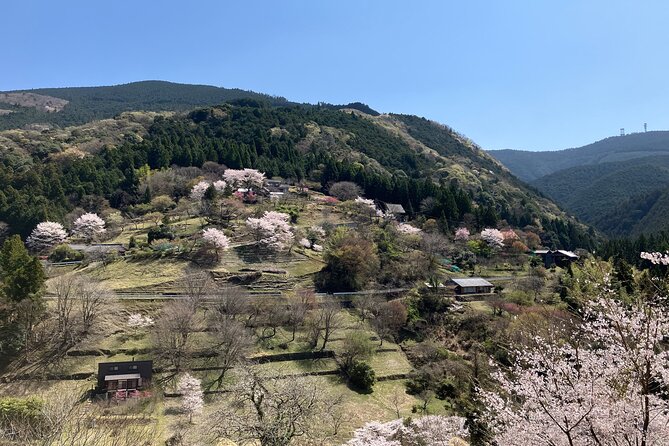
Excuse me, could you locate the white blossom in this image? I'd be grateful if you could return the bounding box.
[212,180,227,192]
[480,228,504,249]
[481,276,669,445]
[202,228,230,261]
[127,313,154,328]
[177,373,203,422]
[223,168,265,190]
[190,181,211,201]
[72,213,106,242]
[396,223,422,235]
[246,211,294,251]
[26,221,68,252]
[640,251,669,265]
[346,415,468,445]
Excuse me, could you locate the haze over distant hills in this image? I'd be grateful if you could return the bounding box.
[489,132,669,237]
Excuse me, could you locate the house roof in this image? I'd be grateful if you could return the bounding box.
[451,278,494,287]
[385,203,406,214]
[533,249,579,258]
[105,373,141,381]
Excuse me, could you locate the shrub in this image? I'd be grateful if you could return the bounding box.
[147,225,175,244]
[0,397,44,433]
[48,244,84,262]
[348,360,375,393]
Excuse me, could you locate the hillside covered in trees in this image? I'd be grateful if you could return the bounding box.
[490,131,669,237]
[0,94,594,250]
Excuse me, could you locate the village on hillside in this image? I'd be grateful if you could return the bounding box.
[0,166,587,445]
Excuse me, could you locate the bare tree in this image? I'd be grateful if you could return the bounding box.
[286,289,315,341]
[0,393,157,445]
[211,286,249,320]
[328,181,362,201]
[77,278,110,335]
[51,276,110,345]
[307,300,343,351]
[182,271,213,307]
[52,276,78,346]
[206,317,253,389]
[212,367,341,446]
[352,294,383,322]
[371,300,408,346]
[152,300,199,375]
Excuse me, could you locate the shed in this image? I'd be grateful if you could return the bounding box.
[451,278,494,295]
[534,249,579,268]
[96,360,152,395]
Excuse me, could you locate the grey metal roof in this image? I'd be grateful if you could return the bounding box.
[385,203,406,214]
[451,278,494,287]
[557,250,579,258]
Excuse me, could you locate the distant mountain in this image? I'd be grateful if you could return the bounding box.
[490,131,669,182]
[531,156,669,236]
[0,81,292,130]
[489,132,669,237]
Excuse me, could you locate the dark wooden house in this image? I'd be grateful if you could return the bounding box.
[96,360,152,396]
[451,278,494,295]
[534,250,579,268]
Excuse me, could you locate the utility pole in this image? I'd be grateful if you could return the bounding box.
[644,122,648,132]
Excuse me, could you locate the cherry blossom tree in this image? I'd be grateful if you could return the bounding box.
[346,415,469,446]
[246,211,294,251]
[396,223,422,235]
[480,228,504,249]
[190,180,211,201]
[26,221,68,253]
[72,213,106,242]
[223,168,265,190]
[212,179,227,192]
[482,262,669,445]
[202,227,230,261]
[455,227,470,241]
[177,373,204,423]
[127,313,154,333]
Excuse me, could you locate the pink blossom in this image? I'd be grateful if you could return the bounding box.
[246,211,294,251]
[640,251,669,265]
[454,227,470,241]
[213,180,227,192]
[480,228,504,249]
[223,168,265,190]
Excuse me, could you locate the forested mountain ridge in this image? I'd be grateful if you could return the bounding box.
[488,132,669,237]
[0,81,291,130]
[0,86,594,249]
[490,131,669,182]
[0,81,382,131]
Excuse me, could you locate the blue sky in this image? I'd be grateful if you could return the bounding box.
[2,0,669,151]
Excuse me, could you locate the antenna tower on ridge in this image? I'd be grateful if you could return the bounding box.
[620,128,625,136]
